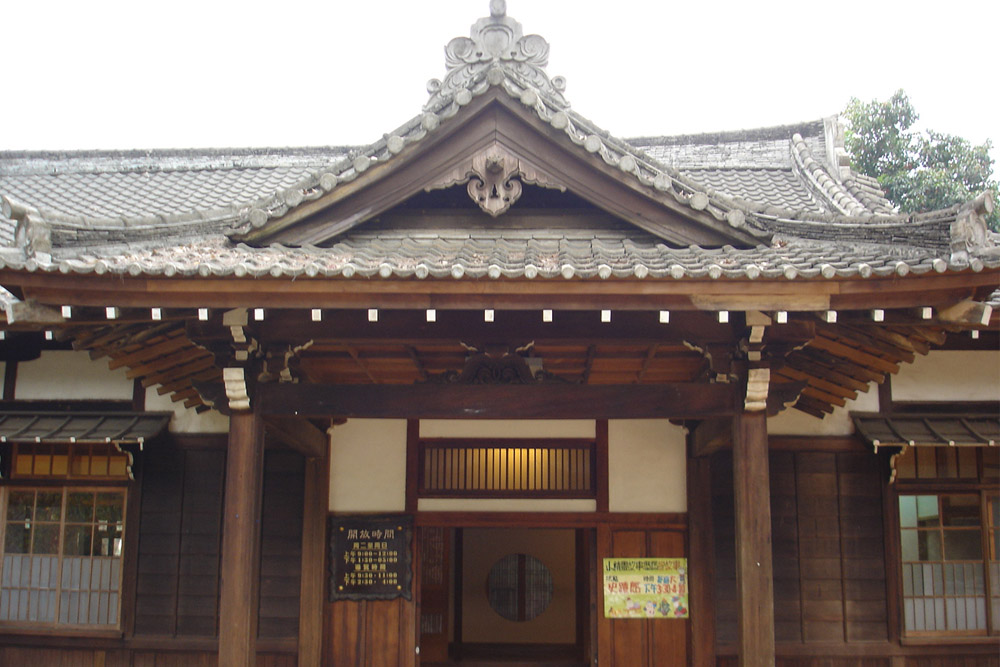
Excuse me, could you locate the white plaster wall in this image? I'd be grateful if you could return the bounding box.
[768,389,879,436]
[608,420,686,513]
[892,350,1000,402]
[768,350,999,437]
[144,387,230,434]
[329,419,407,512]
[15,350,133,400]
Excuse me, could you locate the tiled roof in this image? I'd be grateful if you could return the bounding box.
[0,228,994,281]
[0,3,995,291]
[0,116,893,252]
[0,9,890,251]
[0,148,350,246]
[677,168,819,212]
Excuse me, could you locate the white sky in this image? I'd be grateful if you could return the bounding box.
[3,0,997,165]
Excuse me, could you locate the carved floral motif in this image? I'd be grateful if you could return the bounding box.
[426,0,568,110]
[427,144,566,217]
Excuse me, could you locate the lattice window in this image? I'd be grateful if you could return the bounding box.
[895,446,999,636]
[486,553,553,622]
[419,439,594,498]
[0,487,125,628]
[10,442,132,480]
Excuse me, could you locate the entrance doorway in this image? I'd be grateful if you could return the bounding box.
[419,527,593,666]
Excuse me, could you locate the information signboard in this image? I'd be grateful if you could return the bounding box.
[602,557,688,619]
[329,514,413,601]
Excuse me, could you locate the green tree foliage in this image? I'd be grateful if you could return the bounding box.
[843,90,998,229]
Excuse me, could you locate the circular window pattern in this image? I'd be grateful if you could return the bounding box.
[486,553,553,622]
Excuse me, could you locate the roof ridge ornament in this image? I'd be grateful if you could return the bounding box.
[425,1,568,110]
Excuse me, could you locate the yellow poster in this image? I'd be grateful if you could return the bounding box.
[602,558,688,619]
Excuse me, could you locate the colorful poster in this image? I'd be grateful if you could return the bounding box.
[602,558,689,619]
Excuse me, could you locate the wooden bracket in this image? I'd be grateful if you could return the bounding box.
[264,416,329,458]
[223,367,251,411]
[745,367,770,412]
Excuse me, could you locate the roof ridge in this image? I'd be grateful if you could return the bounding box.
[789,133,869,216]
[627,120,826,147]
[0,147,356,176]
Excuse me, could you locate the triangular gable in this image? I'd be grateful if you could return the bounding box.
[230,5,765,249]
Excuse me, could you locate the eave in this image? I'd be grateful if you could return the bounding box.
[2,267,996,313]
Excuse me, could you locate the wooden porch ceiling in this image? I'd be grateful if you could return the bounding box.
[43,306,990,419]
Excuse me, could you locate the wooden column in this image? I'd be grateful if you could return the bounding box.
[218,411,265,666]
[298,437,330,667]
[687,453,716,666]
[732,410,775,666]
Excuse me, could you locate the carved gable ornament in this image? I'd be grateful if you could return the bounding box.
[426,0,568,110]
[428,144,566,216]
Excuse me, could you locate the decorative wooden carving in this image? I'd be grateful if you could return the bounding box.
[428,144,565,217]
[426,343,567,385]
[468,148,522,216]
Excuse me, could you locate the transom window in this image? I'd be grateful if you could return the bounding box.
[895,446,999,636]
[0,487,126,628]
[419,438,595,498]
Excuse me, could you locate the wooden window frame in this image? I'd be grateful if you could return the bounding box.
[0,483,128,633]
[891,446,999,638]
[416,437,598,500]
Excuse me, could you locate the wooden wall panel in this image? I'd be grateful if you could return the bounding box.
[903,658,1000,667]
[177,450,225,637]
[837,452,887,642]
[258,449,306,639]
[648,530,687,666]
[131,652,216,667]
[710,454,737,645]
[609,530,646,667]
[796,452,844,642]
[134,442,226,639]
[598,526,688,667]
[0,647,102,666]
[770,452,801,643]
[712,448,890,655]
[719,656,998,667]
[134,440,185,636]
[325,598,416,667]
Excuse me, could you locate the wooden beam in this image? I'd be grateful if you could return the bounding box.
[257,382,736,420]
[406,420,419,513]
[690,418,731,457]
[264,416,329,459]
[218,411,265,666]
[10,265,996,311]
[210,309,738,347]
[636,343,659,383]
[297,442,329,667]
[596,420,609,513]
[732,410,774,666]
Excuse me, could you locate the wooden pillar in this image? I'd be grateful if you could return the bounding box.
[218,411,265,666]
[732,410,775,666]
[687,452,716,667]
[298,438,330,667]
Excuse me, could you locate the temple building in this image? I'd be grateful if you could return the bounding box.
[0,3,997,665]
